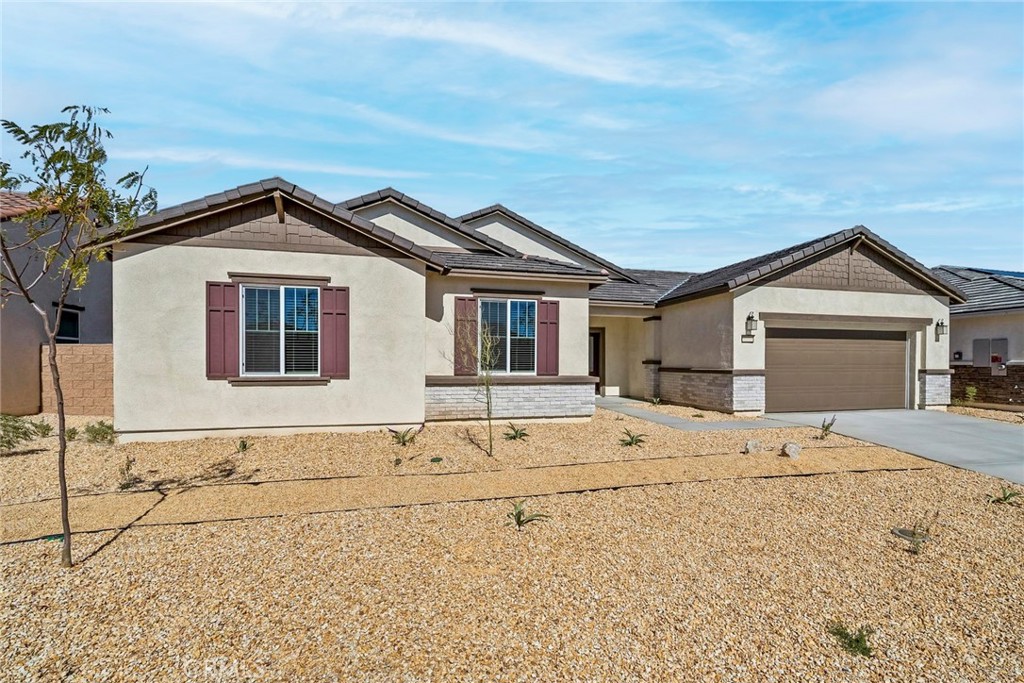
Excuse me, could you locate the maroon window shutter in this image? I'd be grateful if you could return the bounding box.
[206,282,239,379]
[321,287,350,379]
[536,300,559,376]
[454,296,478,376]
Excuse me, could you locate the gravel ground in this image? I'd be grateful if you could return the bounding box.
[948,406,1024,425]
[2,409,867,505]
[2,465,1020,682]
[640,402,760,421]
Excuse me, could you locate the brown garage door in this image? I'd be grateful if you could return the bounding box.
[765,328,907,412]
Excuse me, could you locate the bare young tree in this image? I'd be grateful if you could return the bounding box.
[454,305,502,457]
[1,106,156,567]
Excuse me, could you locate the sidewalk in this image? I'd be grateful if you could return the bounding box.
[596,396,793,431]
[2,445,930,544]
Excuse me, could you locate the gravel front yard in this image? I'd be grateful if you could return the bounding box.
[641,401,760,421]
[3,465,1021,682]
[948,406,1024,425]
[2,409,868,506]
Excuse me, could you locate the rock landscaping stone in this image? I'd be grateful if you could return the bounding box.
[742,439,760,454]
[782,442,802,459]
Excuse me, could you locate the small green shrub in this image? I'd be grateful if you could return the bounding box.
[84,420,115,444]
[987,486,1021,505]
[65,427,79,441]
[390,427,419,446]
[1,414,36,453]
[691,413,705,419]
[503,423,529,441]
[649,397,662,406]
[236,439,250,453]
[828,622,875,658]
[118,454,138,490]
[619,429,647,447]
[506,499,549,531]
[964,385,978,403]
[429,456,443,463]
[30,420,53,438]
[816,415,837,440]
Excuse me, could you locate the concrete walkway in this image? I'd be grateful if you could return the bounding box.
[596,396,792,431]
[1,446,928,544]
[768,409,1024,484]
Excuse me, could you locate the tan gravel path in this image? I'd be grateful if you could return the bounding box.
[3,446,927,542]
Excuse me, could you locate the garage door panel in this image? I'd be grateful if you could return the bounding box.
[765,329,907,412]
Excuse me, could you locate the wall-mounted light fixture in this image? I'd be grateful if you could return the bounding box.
[741,312,757,343]
[935,319,948,342]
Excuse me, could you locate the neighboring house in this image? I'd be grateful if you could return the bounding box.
[933,265,1024,405]
[0,192,113,415]
[93,177,963,441]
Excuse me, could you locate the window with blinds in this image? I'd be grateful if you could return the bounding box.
[478,299,536,373]
[242,285,319,375]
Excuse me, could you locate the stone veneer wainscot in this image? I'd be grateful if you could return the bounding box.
[424,376,596,421]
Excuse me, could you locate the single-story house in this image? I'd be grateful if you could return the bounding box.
[87,177,963,441]
[933,265,1024,405]
[0,192,113,416]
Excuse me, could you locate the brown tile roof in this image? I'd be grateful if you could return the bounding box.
[0,191,47,219]
[440,252,605,278]
[933,266,1024,314]
[589,269,696,304]
[457,204,634,281]
[657,225,965,306]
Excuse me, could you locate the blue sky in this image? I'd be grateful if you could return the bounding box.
[2,2,1022,272]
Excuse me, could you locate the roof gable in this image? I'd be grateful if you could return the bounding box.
[658,226,965,306]
[458,204,634,281]
[340,188,521,257]
[97,177,446,270]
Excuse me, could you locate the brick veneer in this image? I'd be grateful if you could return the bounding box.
[40,344,113,415]
[658,369,766,413]
[918,372,952,407]
[951,364,1024,405]
[425,382,595,421]
[643,362,660,401]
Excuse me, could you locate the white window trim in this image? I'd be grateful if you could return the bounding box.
[240,284,320,377]
[478,298,537,375]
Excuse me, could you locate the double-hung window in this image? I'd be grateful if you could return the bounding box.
[241,285,319,375]
[479,299,536,373]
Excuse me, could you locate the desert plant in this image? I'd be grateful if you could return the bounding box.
[390,427,421,447]
[31,420,53,438]
[506,499,549,531]
[65,427,79,442]
[964,385,978,403]
[691,413,705,419]
[828,622,875,658]
[117,454,137,490]
[649,397,662,406]
[1,414,36,453]
[84,420,115,444]
[236,439,250,453]
[504,423,529,441]
[816,415,838,440]
[619,429,647,447]
[429,456,443,463]
[987,486,1021,505]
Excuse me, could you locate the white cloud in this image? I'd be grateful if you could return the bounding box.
[109,147,424,179]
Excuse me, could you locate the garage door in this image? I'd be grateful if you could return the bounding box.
[765,328,907,412]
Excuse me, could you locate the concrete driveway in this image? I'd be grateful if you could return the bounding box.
[767,409,1024,484]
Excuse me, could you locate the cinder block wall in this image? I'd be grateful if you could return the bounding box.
[40,344,113,415]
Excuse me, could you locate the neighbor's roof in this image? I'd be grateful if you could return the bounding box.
[339,188,523,259]
[658,225,966,306]
[933,266,1024,315]
[589,268,696,305]
[457,203,633,281]
[0,191,47,219]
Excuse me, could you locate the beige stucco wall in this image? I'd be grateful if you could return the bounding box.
[0,217,112,415]
[468,214,610,270]
[354,201,481,251]
[657,293,734,369]
[589,315,646,397]
[424,273,590,377]
[112,242,426,440]
[948,311,1024,363]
